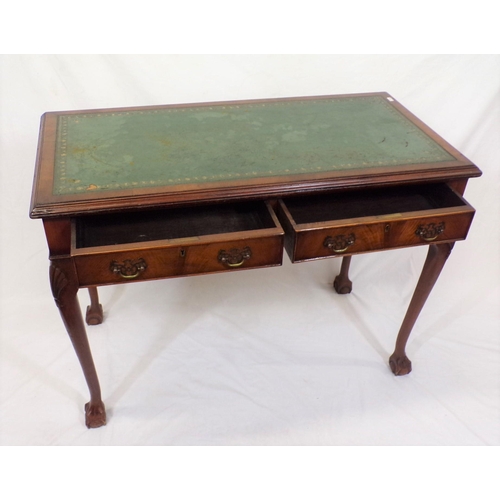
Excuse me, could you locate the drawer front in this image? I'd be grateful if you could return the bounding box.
[75,234,283,287]
[385,211,474,249]
[294,222,386,262]
[281,205,475,263]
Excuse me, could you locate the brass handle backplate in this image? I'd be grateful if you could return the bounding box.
[110,258,147,279]
[415,222,445,242]
[323,234,356,253]
[218,246,252,267]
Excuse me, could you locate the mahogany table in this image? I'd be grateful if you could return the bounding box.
[30,92,482,428]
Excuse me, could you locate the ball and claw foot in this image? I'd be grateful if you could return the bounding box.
[85,304,103,326]
[389,353,412,376]
[84,401,107,428]
[333,275,352,294]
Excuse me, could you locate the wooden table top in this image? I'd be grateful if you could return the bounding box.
[30,92,480,218]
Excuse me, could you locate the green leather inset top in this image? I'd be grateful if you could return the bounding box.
[53,96,455,195]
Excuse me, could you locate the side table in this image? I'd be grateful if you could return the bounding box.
[30,92,481,427]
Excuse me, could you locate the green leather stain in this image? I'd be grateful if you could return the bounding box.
[53,96,455,195]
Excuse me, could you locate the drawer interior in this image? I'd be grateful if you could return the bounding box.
[283,183,467,224]
[75,201,277,249]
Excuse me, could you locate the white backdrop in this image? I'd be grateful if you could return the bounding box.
[1,56,499,452]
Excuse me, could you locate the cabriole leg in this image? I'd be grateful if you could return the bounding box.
[389,243,454,376]
[334,255,353,294]
[86,286,104,325]
[50,259,106,428]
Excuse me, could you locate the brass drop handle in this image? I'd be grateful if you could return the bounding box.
[421,235,438,242]
[119,270,141,279]
[218,246,252,267]
[227,260,245,268]
[415,222,445,242]
[110,258,147,279]
[323,233,356,253]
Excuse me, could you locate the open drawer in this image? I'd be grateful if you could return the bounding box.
[277,183,475,263]
[72,201,284,287]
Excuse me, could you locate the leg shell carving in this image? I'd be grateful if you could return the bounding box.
[49,265,69,308]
